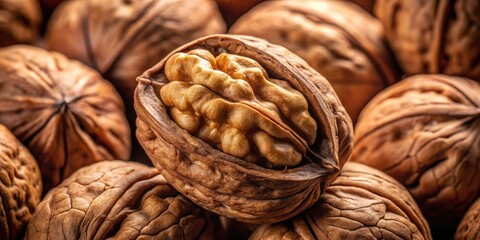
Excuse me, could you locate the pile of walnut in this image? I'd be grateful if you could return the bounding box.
[0,0,479,239]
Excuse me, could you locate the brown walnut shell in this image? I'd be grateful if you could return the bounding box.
[0,45,131,192]
[230,0,398,123]
[375,0,480,80]
[25,161,222,239]
[0,0,41,47]
[0,124,42,240]
[352,74,480,227]
[249,162,432,240]
[455,198,480,239]
[45,0,226,113]
[135,34,353,224]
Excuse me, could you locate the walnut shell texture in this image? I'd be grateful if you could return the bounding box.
[0,124,42,240]
[25,161,222,240]
[249,162,432,240]
[0,45,131,192]
[0,0,41,47]
[455,198,480,240]
[352,74,480,227]
[230,0,398,122]
[375,0,480,80]
[45,0,226,109]
[135,34,353,223]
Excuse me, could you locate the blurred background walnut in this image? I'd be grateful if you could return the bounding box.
[0,0,41,47]
[44,0,226,161]
[352,74,480,228]
[0,45,131,192]
[455,198,480,240]
[0,124,42,240]
[135,34,353,224]
[375,0,480,79]
[230,0,398,123]
[25,161,223,239]
[249,162,432,240]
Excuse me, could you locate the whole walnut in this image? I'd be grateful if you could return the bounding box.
[352,74,480,227]
[0,45,131,192]
[455,198,480,239]
[0,0,41,47]
[249,162,432,240]
[25,161,222,239]
[230,0,398,122]
[135,34,353,223]
[45,0,226,113]
[0,124,42,240]
[375,0,480,79]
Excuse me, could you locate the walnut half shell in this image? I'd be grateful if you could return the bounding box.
[25,161,222,240]
[249,162,432,240]
[0,124,42,240]
[135,34,353,223]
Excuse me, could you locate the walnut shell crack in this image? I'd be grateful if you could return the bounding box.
[0,124,42,240]
[352,74,480,227]
[135,34,353,223]
[248,162,432,240]
[25,161,221,239]
[0,0,41,47]
[230,0,399,122]
[0,45,131,192]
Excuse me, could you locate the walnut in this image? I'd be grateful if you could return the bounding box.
[0,124,42,240]
[249,162,432,240]
[135,34,353,223]
[230,0,398,122]
[375,0,480,80]
[455,198,480,240]
[352,74,480,227]
[25,161,222,239]
[0,0,41,47]
[0,45,131,192]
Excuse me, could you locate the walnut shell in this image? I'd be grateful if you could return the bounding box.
[375,0,480,79]
[455,198,480,240]
[0,45,131,192]
[0,124,42,240]
[230,0,398,122]
[352,74,480,227]
[45,0,226,110]
[0,0,41,47]
[249,162,432,240]
[25,161,222,239]
[135,34,353,223]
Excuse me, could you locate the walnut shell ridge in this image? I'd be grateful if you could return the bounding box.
[0,124,42,240]
[455,197,480,240]
[0,45,131,192]
[0,0,41,47]
[135,34,353,224]
[25,161,222,239]
[230,0,398,122]
[375,0,480,80]
[352,74,480,227]
[249,162,432,240]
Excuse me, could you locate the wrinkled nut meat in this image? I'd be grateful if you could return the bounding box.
[352,74,480,227]
[0,46,131,192]
[0,0,41,47]
[160,49,317,167]
[0,124,42,240]
[25,161,222,240]
[135,34,353,223]
[45,0,226,109]
[249,162,432,240]
[455,198,480,240]
[375,0,480,79]
[230,0,398,122]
